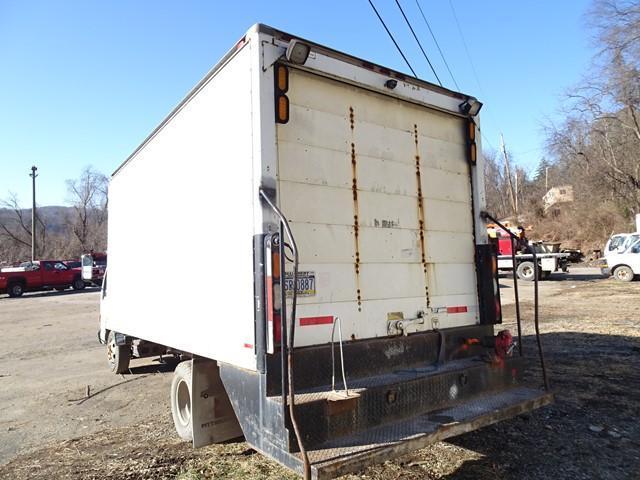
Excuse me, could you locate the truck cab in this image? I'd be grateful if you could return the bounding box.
[0,260,85,297]
[601,239,640,281]
[604,233,640,256]
[81,252,107,286]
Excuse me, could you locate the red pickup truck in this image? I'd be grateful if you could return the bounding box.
[0,260,86,298]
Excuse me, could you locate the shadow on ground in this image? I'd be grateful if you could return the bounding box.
[0,287,100,301]
[1,334,639,480]
[498,272,608,287]
[433,331,640,480]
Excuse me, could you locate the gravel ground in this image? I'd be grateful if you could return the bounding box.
[1,270,639,479]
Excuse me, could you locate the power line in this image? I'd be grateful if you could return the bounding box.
[448,0,486,98]
[366,0,418,77]
[481,131,497,152]
[393,0,442,86]
[449,0,505,153]
[414,0,460,91]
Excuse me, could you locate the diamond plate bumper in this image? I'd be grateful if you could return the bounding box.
[298,386,553,479]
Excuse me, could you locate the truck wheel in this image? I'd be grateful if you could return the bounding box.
[8,283,24,298]
[72,277,86,291]
[170,360,194,442]
[107,331,130,374]
[516,261,539,281]
[613,265,634,282]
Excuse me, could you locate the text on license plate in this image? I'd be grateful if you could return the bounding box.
[284,271,316,297]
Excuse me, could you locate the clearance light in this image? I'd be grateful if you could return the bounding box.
[274,64,290,124]
[468,119,476,141]
[384,79,398,89]
[276,95,290,124]
[275,64,289,93]
[469,142,477,163]
[467,119,478,165]
[285,39,311,65]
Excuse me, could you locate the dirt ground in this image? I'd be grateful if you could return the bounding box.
[1,268,639,479]
[0,288,174,463]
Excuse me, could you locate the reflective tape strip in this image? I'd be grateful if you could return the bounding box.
[446,306,468,314]
[300,315,334,326]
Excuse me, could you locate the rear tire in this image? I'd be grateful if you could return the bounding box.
[613,265,634,282]
[516,261,539,281]
[7,283,24,298]
[72,277,86,291]
[107,331,131,374]
[170,360,194,442]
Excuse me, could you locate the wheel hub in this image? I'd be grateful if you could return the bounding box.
[176,379,191,426]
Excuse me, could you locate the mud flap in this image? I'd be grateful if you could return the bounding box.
[192,357,244,448]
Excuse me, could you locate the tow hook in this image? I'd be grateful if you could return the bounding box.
[387,311,425,336]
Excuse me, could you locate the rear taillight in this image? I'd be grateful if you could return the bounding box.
[265,240,282,354]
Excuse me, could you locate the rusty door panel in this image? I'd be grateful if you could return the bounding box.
[422,167,472,203]
[423,199,474,233]
[277,67,477,346]
[277,140,351,189]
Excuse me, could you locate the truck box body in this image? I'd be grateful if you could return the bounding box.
[106,40,257,369]
[106,29,481,366]
[101,24,551,478]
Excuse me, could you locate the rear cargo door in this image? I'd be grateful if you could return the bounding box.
[276,68,478,346]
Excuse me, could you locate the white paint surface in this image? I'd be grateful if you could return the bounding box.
[277,69,479,346]
[105,42,257,370]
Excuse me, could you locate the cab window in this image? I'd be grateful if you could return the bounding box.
[608,236,625,251]
[624,234,640,251]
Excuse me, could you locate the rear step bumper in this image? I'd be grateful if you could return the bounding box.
[286,387,553,479]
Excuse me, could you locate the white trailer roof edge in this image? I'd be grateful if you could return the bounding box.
[113,23,480,178]
[111,29,255,178]
[254,24,469,101]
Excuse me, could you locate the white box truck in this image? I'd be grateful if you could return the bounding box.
[99,24,552,479]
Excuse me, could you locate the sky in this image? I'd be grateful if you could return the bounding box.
[0,0,593,206]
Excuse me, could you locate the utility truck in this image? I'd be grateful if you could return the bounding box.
[488,225,569,281]
[99,24,552,479]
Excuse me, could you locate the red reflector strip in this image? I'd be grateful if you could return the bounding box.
[244,343,253,349]
[446,306,468,314]
[300,315,334,326]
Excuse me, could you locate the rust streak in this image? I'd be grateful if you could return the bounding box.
[414,124,430,308]
[350,107,362,311]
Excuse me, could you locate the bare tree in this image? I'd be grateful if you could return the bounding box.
[0,193,47,261]
[483,149,511,219]
[544,0,640,247]
[66,167,108,252]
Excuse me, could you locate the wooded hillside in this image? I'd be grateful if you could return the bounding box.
[484,0,640,252]
[0,167,108,265]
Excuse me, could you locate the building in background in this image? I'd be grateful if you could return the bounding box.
[543,185,574,213]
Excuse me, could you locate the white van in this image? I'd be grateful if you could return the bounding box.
[602,239,640,281]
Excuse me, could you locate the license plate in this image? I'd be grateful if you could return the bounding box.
[284,271,316,297]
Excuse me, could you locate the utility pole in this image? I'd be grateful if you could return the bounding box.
[500,133,517,218]
[30,166,38,261]
[545,166,549,191]
[515,169,519,215]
